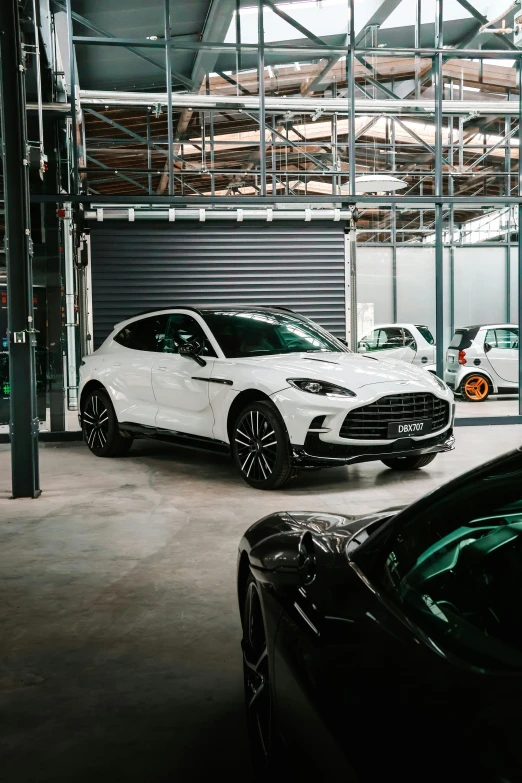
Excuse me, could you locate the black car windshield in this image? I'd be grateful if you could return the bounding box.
[415,325,434,345]
[203,310,348,358]
[352,450,522,670]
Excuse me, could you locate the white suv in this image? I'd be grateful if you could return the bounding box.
[358,323,436,370]
[79,307,455,489]
[444,324,519,401]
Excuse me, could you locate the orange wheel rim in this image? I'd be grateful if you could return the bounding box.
[464,375,488,400]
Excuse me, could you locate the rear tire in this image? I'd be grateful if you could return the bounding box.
[232,401,297,490]
[82,388,133,458]
[460,374,490,402]
[382,453,437,471]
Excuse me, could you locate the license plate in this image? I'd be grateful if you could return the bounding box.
[388,419,432,438]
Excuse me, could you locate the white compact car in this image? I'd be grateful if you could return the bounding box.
[357,323,436,370]
[444,323,519,401]
[79,307,455,489]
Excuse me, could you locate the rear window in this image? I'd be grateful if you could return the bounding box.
[415,325,434,345]
[449,326,479,350]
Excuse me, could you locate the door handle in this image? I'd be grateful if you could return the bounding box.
[157,366,166,371]
[113,362,121,367]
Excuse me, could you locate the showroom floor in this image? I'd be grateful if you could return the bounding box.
[1,426,522,781]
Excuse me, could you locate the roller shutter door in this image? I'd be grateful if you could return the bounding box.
[90,221,345,347]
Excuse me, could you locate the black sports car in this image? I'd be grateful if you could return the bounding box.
[238,447,522,782]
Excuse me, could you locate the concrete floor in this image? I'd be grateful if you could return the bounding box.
[1,426,522,781]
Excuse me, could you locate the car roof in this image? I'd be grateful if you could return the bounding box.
[112,305,299,332]
[134,305,295,317]
[455,324,518,331]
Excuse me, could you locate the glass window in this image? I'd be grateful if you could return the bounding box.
[114,315,168,352]
[485,328,519,350]
[163,314,217,357]
[355,450,522,670]
[203,310,346,358]
[403,328,416,347]
[415,325,434,345]
[361,327,404,352]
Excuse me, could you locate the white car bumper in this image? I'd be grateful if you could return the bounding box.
[271,384,455,468]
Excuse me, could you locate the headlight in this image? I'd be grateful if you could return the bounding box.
[287,378,356,398]
[432,374,448,391]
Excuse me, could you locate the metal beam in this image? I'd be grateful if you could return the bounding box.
[262,0,328,47]
[86,155,150,192]
[0,0,40,498]
[303,0,404,96]
[455,0,519,51]
[52,0,193,88]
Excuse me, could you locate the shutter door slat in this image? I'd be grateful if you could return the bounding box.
[90,221,345,347]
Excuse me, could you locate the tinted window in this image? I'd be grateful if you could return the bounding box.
[485,328,519,350]
[415,325,434,345]
[114,315,168,352]
[163,314,217,357]
[449,330,465,348]
[355,450,522,670]
[449,327,479,350]
[203,310,345,358]
[360,327,404,352]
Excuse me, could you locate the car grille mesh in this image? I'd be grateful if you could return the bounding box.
[340,393,450,441]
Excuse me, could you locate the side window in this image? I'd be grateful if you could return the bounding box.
[359,330,379,351]
[377,327,404,350]
[114,315,168,352]
[494,328,519,350]
[484,328,497,348]
[403,329,416,347]
[163,314,217,357]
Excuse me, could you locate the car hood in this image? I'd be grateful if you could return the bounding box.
[230,351,444,392]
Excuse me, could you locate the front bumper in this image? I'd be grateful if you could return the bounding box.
[292,428,455,469]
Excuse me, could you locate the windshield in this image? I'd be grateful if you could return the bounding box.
[352,450,522,670]
[415,325,434,345]
[203,310,347,358]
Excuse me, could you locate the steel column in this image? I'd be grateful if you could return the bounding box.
[0,0,41,497]
[519,58,522,415]
[65,0,78,193]
[258,0,266,196]
[347,0,356,197]
[165,0,174,197]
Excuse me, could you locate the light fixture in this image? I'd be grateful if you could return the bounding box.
[146,35,159,40]
[341,175,407,195]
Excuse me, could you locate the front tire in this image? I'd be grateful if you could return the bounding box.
[242,575,274,779]
[82,388,133,458]
[382,453,437,470]
[232,401,297,490]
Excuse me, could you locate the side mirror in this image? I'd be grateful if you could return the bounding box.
[358,343,368,353]
[338,337,348,347]
[179,340,207,367]
[249,531,317,588]
[410,340,417,351]
[484,342,492,353]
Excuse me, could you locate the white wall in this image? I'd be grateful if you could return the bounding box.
[356,246,394,324]
[357,244,518,345]
[453,247,507,327]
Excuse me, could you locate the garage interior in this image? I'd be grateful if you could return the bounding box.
[1,0,522,779]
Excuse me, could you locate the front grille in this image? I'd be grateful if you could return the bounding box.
[340,393,450,441]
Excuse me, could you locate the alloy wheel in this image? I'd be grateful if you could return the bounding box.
[83,394,110,450]
[235,410,278,482]
[463,375,489,401]
[242,581,271,764]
